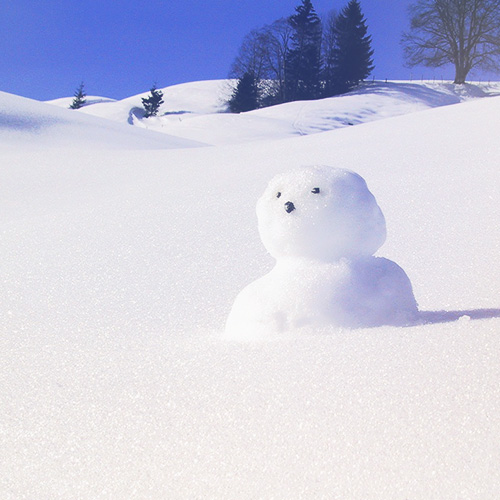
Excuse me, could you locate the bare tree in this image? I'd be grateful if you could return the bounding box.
[229,19,292,104]
[261,19,293,103]
[402,0,500,84]
[229,28,271,81]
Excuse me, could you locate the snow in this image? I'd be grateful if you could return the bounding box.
[51,79,500,145]
[71,80,230,127]
[225,166,417,338]
[45,95,117,108]
[225,255,418,339]
[0,91,205,150]
[1,80,500,498]
[256,166,387,261]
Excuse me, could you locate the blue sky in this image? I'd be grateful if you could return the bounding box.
[1,0,496,101]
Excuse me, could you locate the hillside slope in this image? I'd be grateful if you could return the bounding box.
[1,85,500,499]
[47,79,500,145]
[0,91,205,150]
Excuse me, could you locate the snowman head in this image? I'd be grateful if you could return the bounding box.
[257,166,387,261]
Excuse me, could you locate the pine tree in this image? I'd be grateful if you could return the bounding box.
[141,84,164,118]
[228,72,260,113]
[69,82,87,109]
[328,0,374,95]
[285,0,322,101]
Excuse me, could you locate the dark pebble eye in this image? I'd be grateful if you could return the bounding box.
[276,192,282,198]
[311,187,320,194]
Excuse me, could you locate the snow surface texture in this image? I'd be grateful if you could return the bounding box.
[48,80,500,146]
[0,91,204,150]
[2,80,500,499]
[225,166,417,339]
[257,166,386,260]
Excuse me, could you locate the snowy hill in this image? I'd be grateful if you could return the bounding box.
[47,80,230,127]
[46,95,117,107]
[2,81,500,499]
[0,91,204,150]
[46,79,500,145]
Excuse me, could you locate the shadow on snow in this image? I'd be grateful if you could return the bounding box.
[419,308,500,325]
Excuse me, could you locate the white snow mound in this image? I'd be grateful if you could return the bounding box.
[62,80,500,146]
[2,81,500,499]
[225,166,418,339]
[0,91,205,150]
[257,165,386,260]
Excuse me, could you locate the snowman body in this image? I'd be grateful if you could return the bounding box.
[225,166,418,339]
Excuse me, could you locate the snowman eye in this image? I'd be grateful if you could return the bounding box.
[276,192,282,198]
[311,187,320,194]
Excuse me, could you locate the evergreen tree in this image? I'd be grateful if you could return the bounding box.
[285,0,322,101]
[141,84,164,118]
[69,82,87,109]
[328,0,374,95]
[228,72,260,113]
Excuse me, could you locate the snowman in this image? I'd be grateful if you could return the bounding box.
[225,165,418,339]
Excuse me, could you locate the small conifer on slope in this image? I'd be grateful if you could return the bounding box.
[228,72,260,113]
[141,84,164,118]
[69,82,87,109]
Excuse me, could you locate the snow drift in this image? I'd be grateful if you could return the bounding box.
[1,80,500,499]
[0,91,205,150]
[48,79,500,145]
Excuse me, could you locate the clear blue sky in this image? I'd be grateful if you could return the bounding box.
[1,0,497,101]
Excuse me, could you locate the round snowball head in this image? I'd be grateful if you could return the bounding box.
[257,166,387,261]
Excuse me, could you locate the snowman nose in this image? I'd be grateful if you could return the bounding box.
[284,201,295,213]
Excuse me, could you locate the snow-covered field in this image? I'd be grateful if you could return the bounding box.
[47,79,500,144]
[2,80,500,498]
